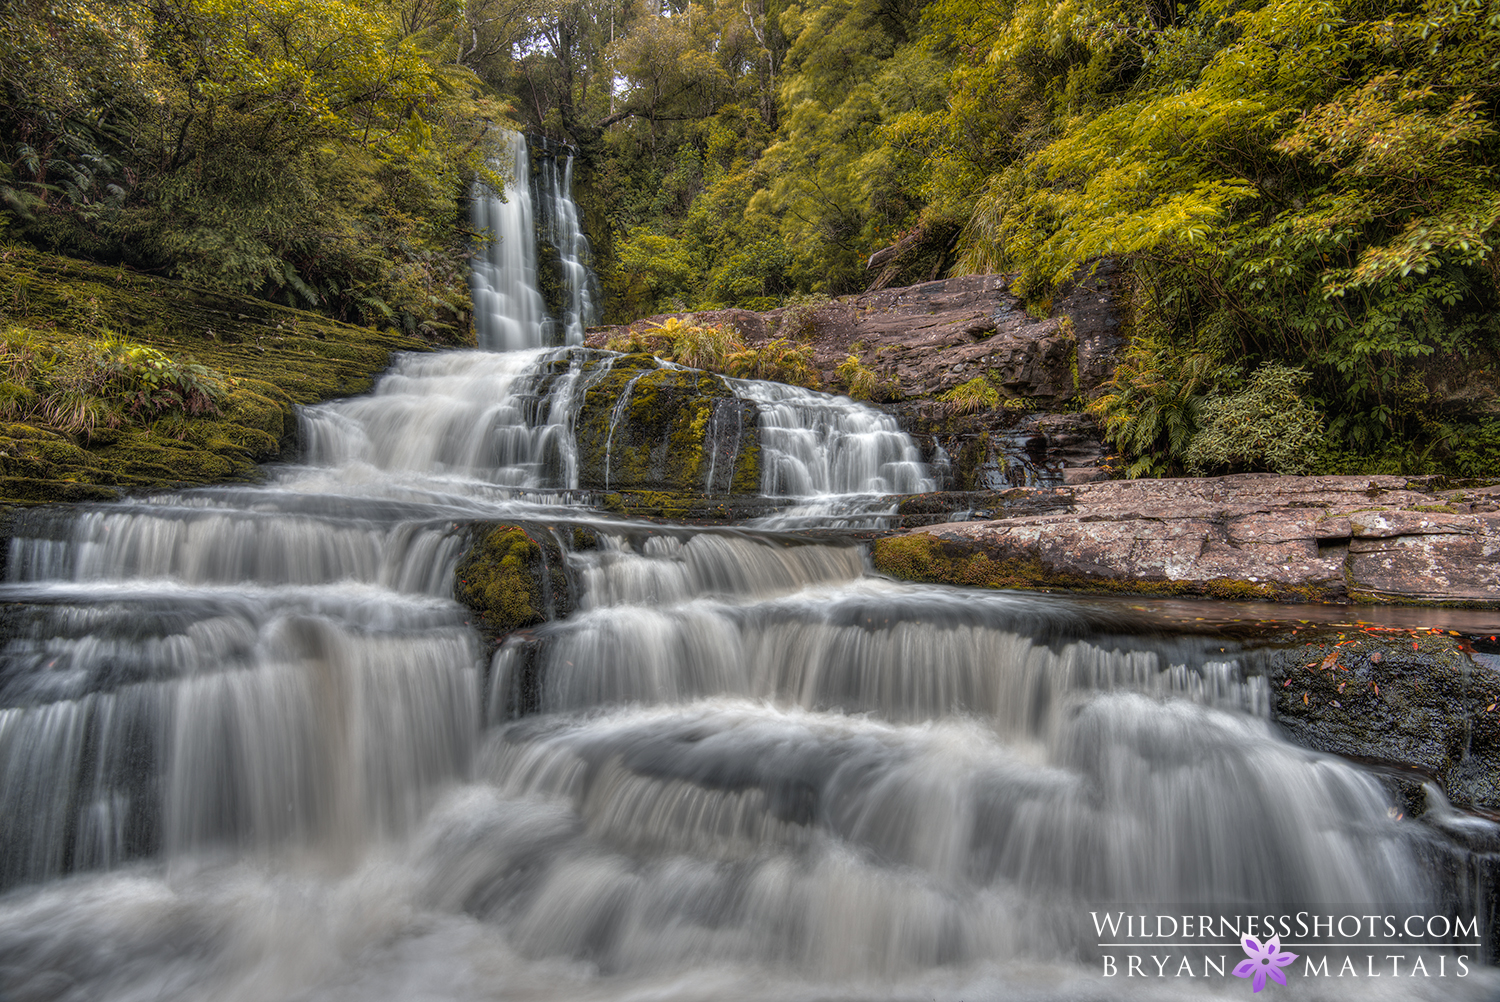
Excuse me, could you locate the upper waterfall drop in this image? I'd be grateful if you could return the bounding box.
[535,144,600,345]
[469,131,599,352]
[469,132,548,351]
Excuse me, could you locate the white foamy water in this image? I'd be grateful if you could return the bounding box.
[0,213,1492,1001]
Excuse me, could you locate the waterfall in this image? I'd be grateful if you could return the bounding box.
[0,202,1493,999]
[469,132,598,351]
[536,148,599,344]
[292,347,931,507]
[730,379,932,497]
[469,132,548,351]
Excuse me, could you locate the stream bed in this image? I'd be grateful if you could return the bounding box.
[0,349,1495,1001]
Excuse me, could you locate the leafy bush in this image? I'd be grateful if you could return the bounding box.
[96,338,229,420]
[1184,365,1326,476]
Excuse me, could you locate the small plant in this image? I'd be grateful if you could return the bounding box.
[938,376,999,415]
[96,337,230,420]
[604,326,670,354]
[727,338,821,388]
[605,317,745,371]
[665,320,744,370]
[1087,337,1222,477]
[0,329,230,437]
[836,352,878,399]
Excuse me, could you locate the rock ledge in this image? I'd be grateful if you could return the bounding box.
[874,474,1500,606]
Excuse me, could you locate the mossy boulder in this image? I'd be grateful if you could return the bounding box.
[454,523,579,653]
[0,249,425,503]
[574,354,760,494]
[1270,630,1500,813]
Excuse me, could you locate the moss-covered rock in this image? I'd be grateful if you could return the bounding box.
[0,249,426,503]
[1270,630,1500,813]
[454,522,580,655]
[595,490,781,523]
[456,526,548,633]
[575,354,760,494]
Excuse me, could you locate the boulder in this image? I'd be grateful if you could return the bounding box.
[573,354,761,495]
[1270,630,1500,813]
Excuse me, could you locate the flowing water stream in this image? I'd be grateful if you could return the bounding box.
[0,346,1492,1001]
[1,193,1496,998]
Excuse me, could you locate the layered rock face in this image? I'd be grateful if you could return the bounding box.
[587,270,1124,488]
[875,475,1500,606]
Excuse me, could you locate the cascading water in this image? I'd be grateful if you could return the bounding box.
[469,132,596,350]
[0,278,1493,998]
[469,132,549,351]
[536,147,600,344]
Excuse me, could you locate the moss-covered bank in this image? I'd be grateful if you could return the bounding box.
[0,249,425,503]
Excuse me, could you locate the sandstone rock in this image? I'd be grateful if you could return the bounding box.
[587,273,1121,405]
[874,474,1500,607]
[587,275,1121,489]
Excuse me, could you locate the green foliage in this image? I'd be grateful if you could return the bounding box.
[937,376,999,415]
[605,316,750,370]
[664,318,746,370]
[1185,364,1326,476]
[0,0,499,334]
[0,327,230,437]
[1088,337,1220,477]
[726,338,821,388]
[836,352,878,399]
[945,0,1500,469]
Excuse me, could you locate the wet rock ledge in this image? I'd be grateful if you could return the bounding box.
[874,474,1500,607]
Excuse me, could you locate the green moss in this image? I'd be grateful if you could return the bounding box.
[576,357,760,494]
[1408,504,1459,514]
[455,526,546,633]
[0,249,425,503]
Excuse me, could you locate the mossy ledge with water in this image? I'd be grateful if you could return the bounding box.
[0,250,427,504]
[574,353,760,495]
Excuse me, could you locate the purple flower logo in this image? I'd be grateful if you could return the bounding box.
[1234,934,1297,992]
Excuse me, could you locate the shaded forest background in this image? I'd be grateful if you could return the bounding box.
[2,0,1498,476]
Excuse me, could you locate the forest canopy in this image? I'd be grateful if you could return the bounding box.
[3,0,1498,474]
